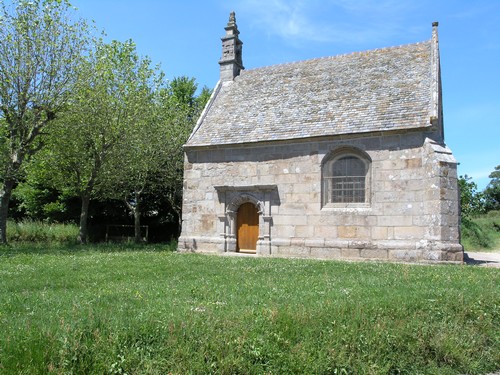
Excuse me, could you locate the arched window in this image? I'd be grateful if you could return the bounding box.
[322,150,370,206]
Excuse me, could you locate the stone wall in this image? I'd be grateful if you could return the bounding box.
[178,130,463,263]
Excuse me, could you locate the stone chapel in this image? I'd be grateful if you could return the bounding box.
[178,12,463,263]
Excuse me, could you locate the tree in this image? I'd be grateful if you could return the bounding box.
[102,111,161,243]
[34,39,154,243]
[104,77,210,241]
[99,68,163,243]
[484,165,500,211]
[158,79,211,234]
[458,175,485,219]
[0,0,89,243]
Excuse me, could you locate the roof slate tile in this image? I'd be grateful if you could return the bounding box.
[187,41,432,147]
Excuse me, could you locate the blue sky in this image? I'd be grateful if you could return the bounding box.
[70,0,499,189]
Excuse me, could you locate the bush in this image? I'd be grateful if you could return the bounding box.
[461,217,494,249]
[7,220,79,244]
[484,165,500,211]
[459,175,485,218]
[461,210,500,251]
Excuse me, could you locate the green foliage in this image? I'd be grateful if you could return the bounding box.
[0,1,212,242]
[0,0,91,241]
[458,175,485,218]
[461,210,500,251]
[0,252,498,374]
[11,182,77,222]
[103,75,211,238]
[156,78,211,229]
[0,0,90,147]
[461,217,495,250]
[484,165,500,211]
[36,39,152,197]
[29,38,164,243]
[169,76,198,107]
[459,169,500,249]
[6,219,78,243]
[196,85,212,110]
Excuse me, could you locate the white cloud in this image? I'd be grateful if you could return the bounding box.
[234,0,422,46]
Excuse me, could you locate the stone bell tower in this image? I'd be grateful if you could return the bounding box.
[219,11,244,81]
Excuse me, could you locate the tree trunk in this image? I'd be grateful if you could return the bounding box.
[0,179,15,244]
[134,191,142,243]
[78,193,91,244]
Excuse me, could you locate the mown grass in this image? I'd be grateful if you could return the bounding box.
[0,248,498,374]
[462,210,500,251]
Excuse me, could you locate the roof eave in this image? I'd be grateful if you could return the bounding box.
[183,124,434,150]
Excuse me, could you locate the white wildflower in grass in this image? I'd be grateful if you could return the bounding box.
[191,306,206,313]
[0,249,498,373]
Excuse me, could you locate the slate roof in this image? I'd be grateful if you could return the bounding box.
[187,39,437,147]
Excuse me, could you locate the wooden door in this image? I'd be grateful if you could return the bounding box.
[237,202,259,253]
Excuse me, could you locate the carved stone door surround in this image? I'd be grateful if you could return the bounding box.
[214,185,276,255]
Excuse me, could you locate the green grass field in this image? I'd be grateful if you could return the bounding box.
[0,245,498,374]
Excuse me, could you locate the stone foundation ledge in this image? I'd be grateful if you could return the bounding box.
[177,236,464,263]
[177,235,224,253]
[268,238,463,263]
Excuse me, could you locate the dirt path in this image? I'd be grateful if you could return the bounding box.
[464,249,500,268]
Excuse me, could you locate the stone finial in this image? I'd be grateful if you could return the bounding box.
[432,21,439,43]
[432,22,439,42]
[227,11,237,28]
[219,11,244,81]
[224,11,239,37]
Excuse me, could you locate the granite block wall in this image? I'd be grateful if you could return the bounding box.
[178,131,463,263]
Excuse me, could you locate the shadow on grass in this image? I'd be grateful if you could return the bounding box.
[463,252,500,267]
[0,241,177,256]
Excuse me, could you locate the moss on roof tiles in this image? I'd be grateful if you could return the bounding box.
[187,41,432,147]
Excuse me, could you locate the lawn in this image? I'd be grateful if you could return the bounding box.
[0,245,498,374]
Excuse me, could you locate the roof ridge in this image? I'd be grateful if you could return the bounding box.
[241,39,431,74]
[188,35,435,147]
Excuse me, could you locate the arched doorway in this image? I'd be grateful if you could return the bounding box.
[237,202,259,253]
